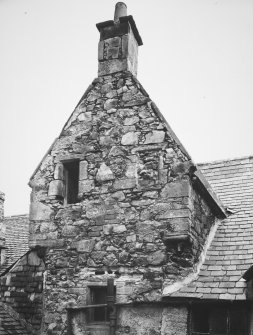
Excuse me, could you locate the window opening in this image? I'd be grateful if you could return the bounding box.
[88,285,116,324]
[191,304,248,335]
[191,305,209,334]
[63,160,79,204]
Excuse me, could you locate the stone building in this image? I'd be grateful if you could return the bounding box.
[1,3,253,335]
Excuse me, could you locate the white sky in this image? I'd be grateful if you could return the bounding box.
[0,0,253,216]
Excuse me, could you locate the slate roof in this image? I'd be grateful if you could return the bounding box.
[0,215,29,275]
[165,156,253,300]
[0,302,31,335]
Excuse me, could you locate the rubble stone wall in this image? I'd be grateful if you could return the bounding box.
[29,71,215,335]
[70,305,188,335]
[0,250,45,330]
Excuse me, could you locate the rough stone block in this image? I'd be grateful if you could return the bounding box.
[98,41,104,61]
[107,46,120,59]
[113,178,136,190]
[147,251,166,265]
[79,160,88,180]
[121,34,128,58]
[126,234,136,242]
[96,163,115,182]
[28,251,41,266]
[29,202,54,221]
[72,239,95,252]
[156,209,190,220]
[161,180,190,198]
[79,180,95,194]
[144,131,165,144]
[103,224,126,234]
[48,180,64,197]
[124,116,139,126]
[104,98,118,110]
[54,163,63,180]
[121,132,139,145]
[108,36,121,47]
[170,218,190,232]
[98,58,128,76]
[62,225,80,237]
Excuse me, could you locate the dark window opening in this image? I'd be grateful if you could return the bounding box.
[191,305,209,334]
[63,160,79,204]
[191,304,248,335]
[88,286,116,323]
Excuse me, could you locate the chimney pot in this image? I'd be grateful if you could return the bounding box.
[114,2,127,22]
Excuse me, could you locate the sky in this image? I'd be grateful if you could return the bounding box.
[0,0,253,216]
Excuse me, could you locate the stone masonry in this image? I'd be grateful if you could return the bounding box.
[27,3,225,335]
[0,251,45,331]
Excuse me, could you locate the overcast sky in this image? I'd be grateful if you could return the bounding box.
[1,0,253,216]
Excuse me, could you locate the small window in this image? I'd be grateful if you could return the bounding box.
[88,286,116,324]
[88,287,108,323]
[63,160,79,204]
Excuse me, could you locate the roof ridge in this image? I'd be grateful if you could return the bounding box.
[197,155,253,166]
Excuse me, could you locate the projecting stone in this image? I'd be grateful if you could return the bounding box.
[121,132,139,145]
[144,131,165,144]
[48,180,64,197]
[96,163,115,182]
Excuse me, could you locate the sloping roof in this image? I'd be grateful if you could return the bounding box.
[165,156,253,300]
[0,302,31,335]
[0,215,29,275]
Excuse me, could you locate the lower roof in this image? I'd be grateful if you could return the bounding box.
[0,302,31,335]
[0,215,29,276]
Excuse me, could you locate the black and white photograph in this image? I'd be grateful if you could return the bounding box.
[0,1,253,334]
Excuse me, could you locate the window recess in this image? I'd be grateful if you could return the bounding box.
[190,304,249,335]
[88,284,116,324]
[63,160,79,204]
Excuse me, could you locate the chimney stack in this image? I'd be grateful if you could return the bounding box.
[96,2,143,77]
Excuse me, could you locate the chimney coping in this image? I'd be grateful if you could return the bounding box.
[96,15,143,46]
